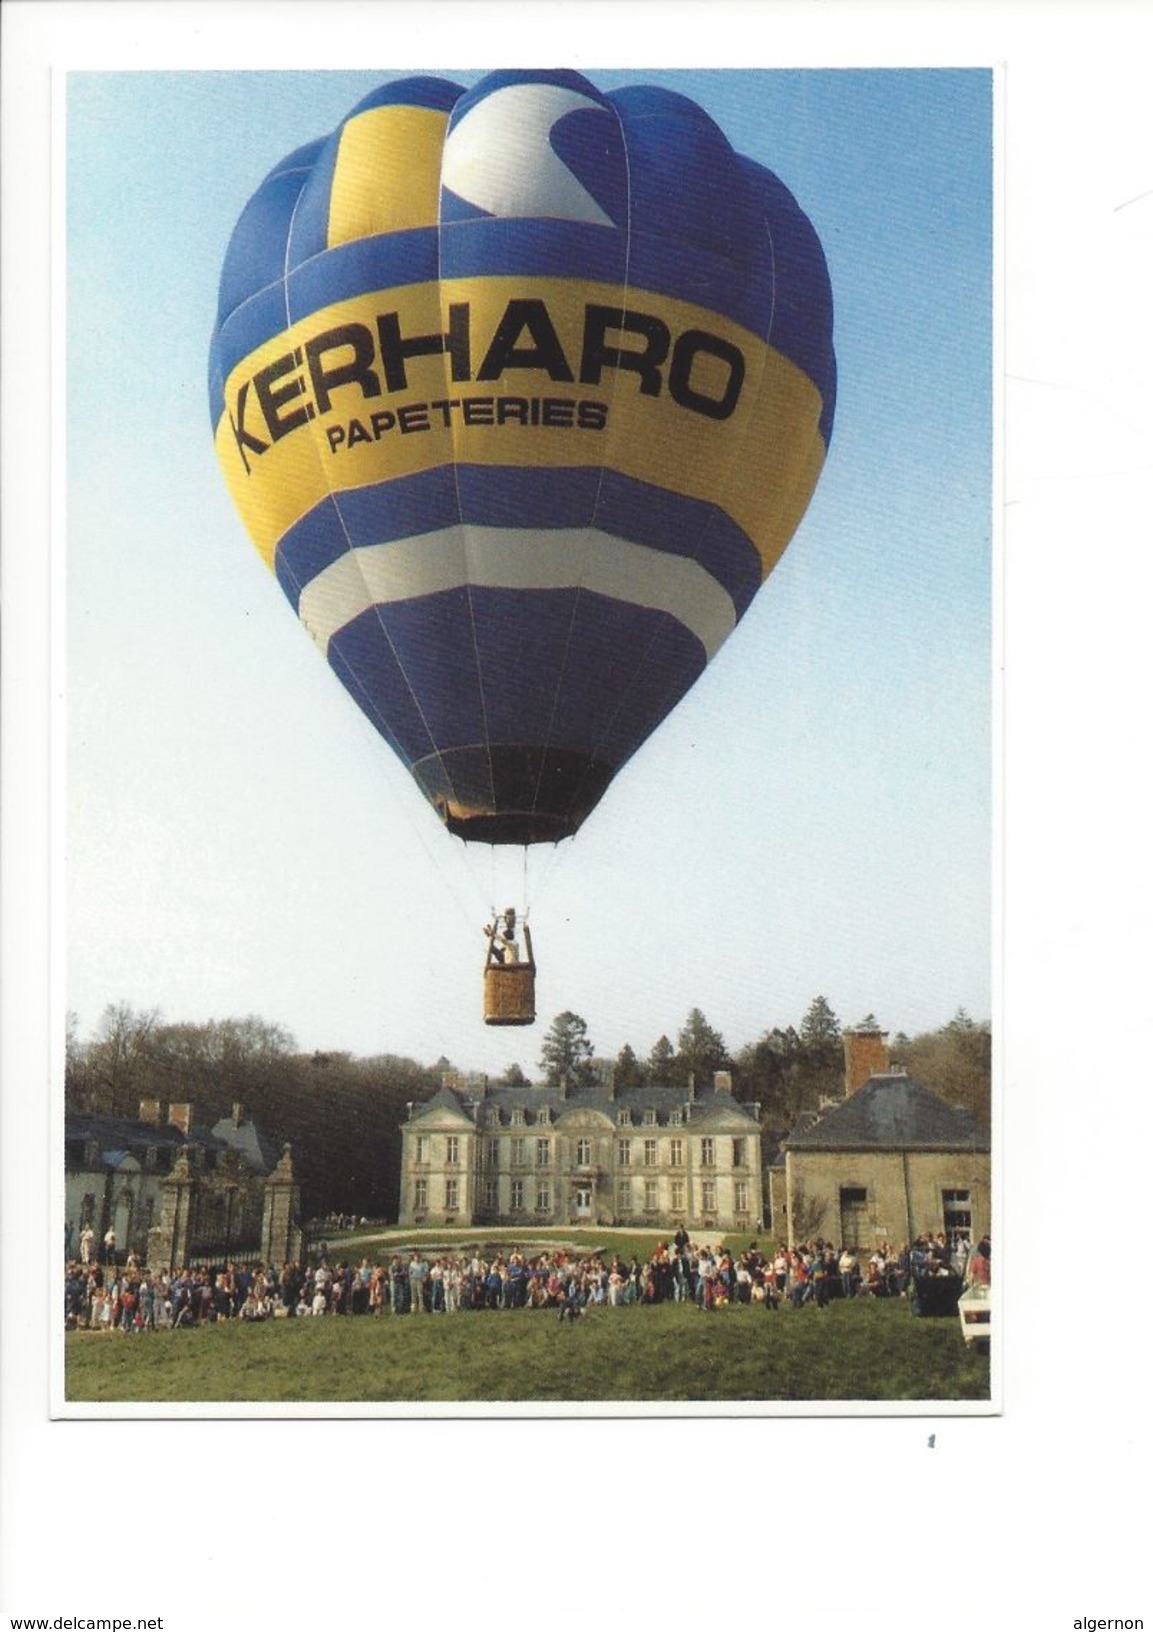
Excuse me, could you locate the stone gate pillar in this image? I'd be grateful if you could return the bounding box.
[149,1148,196,1269]
[262,1144,302,1267]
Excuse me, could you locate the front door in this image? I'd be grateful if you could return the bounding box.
[574,1183,593,1220]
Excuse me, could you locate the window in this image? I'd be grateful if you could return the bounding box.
[700,1137,715,1167]
[669,1138,684,1168]
[444,1177,459,1210]
[643,1139,658,1168]
[732,1137,746,1168]
[617,1180,632,1214]
[617,1139,631,1167]
[701,1180,716,1213]
[536,1137,551,1167]
[536,1183,550,1212]
[446,1135,460,1165]
[414,1135,429,1164]
[617,1109,631,1127]
[511,1106,526,1126]
[669,1109,683,1126]
[734,1180,750,1214]
[538,1105,551,1125]
[839,1186,869,1249]
[414,1177,428,1210]
[644,1108,658,1126]
[576,1137,592,1166]
[511,1137,526,1167]
[644,1180,658,1212]
[670,1179,685,1212]
[511,1179,524,1211]
[942,1188,972,1245]
[484,1180,498,1211]
[486,1138,500,1166]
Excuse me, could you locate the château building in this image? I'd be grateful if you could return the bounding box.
[398,1071,764,1233]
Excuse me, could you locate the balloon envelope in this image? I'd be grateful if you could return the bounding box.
[209,70,836,844]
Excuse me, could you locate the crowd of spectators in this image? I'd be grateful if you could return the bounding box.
[64,1232,990,1331]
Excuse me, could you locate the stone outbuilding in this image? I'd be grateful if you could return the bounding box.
[65,1100,302,1269]
[767,1030,990,1251]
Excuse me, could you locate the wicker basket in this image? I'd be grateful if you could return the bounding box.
[484,962,536,1026]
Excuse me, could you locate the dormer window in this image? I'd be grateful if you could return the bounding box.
[668,1109,683,1127]
[538,1106,552,1126]
[617,1109,631,1127]
[511,1106,526,1126]
[643,1108,658,1127]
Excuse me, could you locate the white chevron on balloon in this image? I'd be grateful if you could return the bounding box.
[441,82,615,226]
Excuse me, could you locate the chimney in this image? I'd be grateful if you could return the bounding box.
[167,1102,193,1136]
[139,1099,161,1126]
[842,1028,890,1095]
[687,1073,696,1102]
[713,1070,733,1094]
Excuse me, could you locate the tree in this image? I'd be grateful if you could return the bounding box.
[736,1025,803,1131]
[674,1007,729,1089]
[500,1061,530,1087]
[83,1001,162,1118]
[795,995,843,1105]
[539,1011,596,1090]
[648,1034,676,1082]
[902,1015,991,1130]
[614,1042,646,1090]
[799,995,840,1049]
[65,1010,98,1113]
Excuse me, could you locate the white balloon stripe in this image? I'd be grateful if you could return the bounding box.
[297,527,736,659]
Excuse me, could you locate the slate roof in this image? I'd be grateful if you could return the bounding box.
[409,1082,759,1127]
[65,1110,273,1171]
[781,1073,988,1151]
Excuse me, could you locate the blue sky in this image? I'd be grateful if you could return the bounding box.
[65,64,992,1074]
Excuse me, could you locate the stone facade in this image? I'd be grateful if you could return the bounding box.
[399,1074,764,1233]
[774,1143,991,1251]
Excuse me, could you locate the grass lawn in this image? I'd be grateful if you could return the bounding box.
[65,1296,990,1406]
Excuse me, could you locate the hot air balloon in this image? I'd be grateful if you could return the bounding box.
[208,70,836,1021]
